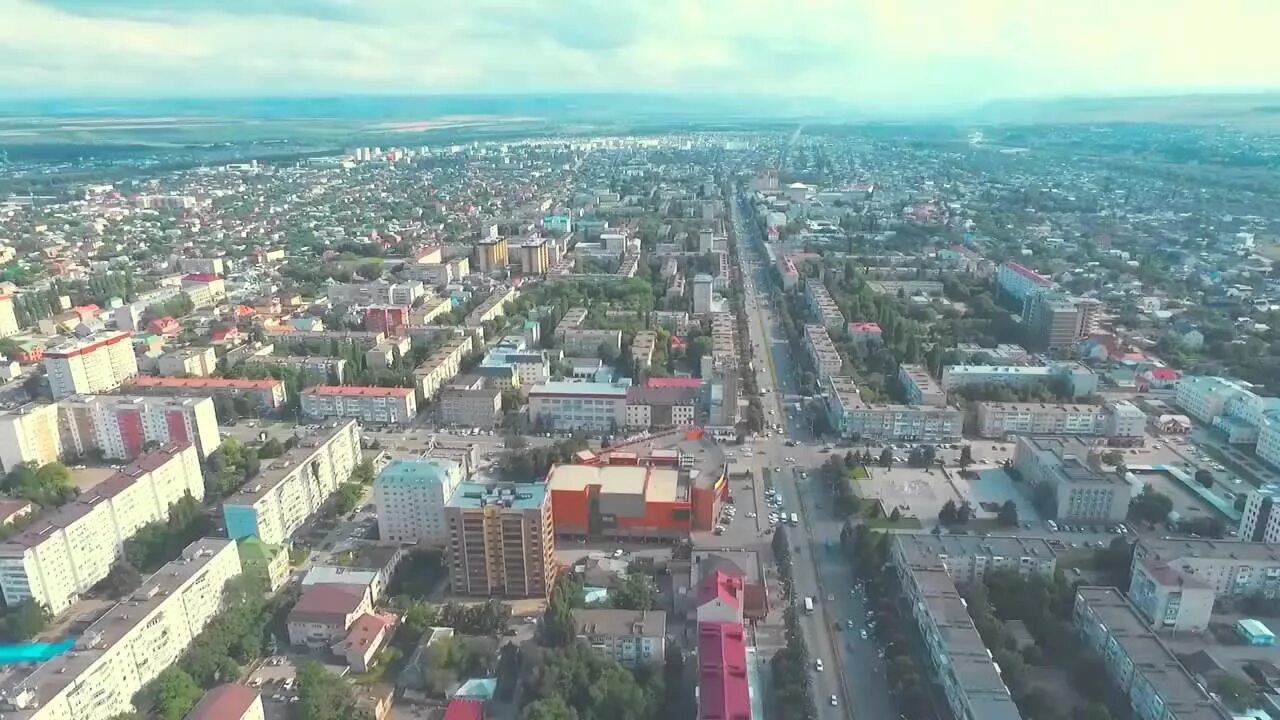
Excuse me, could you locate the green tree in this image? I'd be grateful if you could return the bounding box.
[611,574,655,611]
[349,459,376,485]
[141,667,203,720]
[332,483,364,516]
[1128,484,1174,524]
[258,438,284,459]
[296,660,364,720]
[997,500,1019,527]
[522,696,579,720]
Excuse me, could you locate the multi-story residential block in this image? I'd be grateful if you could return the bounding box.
[517,238,551,275]
[1128,538,1280,632]
[624,386,699,429]
[1024,292,1101,352]
[406,257,470,286]
[58,394,221,460]
[996,261,1057,304]
[181,274,227,308]
[0,538,242,720]
[556,327,622,359]
[237,538,290,593]
[0,403,61,472]
[1104,400,1148,438]
[240,351,348,384]
[157,346,217,377]
[0,293,19,337]
[273,329,386,350]
[480,335,549,390]
[413,336,475,401]
[444,482,556,599]
[364,305,410,335]
[631,331,657,371]
[1240,483,1280,544]
[475,237,509,273]
[221,421,361,545]
[529,381,629,432]
[326,281,424,307]
[301,385,417,425]
[897,364,947,408]
[824,376,962,442]
[1174,375,1257,424]
[376,458,465,547]
[803,324,843,380]
[572,609,666,666]
[892,536,1024,720]
[1012,436,1130,523]
[890,533,1057,586]
[803,279,845,330]
[438,376,503,428]
[847,321,882,346]
[692,273,714,314]
[177,257,225,276]
[1072,587,1229,720]
[44,332,139,399]
[465,285,518,327]
[0,444,205,614]
[975,402,1108,438]
[126,376,287,412]
[707,359,740,430]
[941,362,1100,399]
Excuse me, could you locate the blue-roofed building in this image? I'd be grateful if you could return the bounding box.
[374,458,465,546]
[528,380,631,432]
[480,335,550,391]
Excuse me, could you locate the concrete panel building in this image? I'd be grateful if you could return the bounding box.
[803,325,843,381]
[126,376,287,413]
[825,376,962,442]
[1012,436,1130,523]
[890,533,1057,586]
[1128,538,1280,632]
[1240,483,1280,544]
[898,364,947,408]
[413,336,475,401]
[44,332,139,399]
[157,346,217,378]
[375,458,464,547]
[529,381,629,432]
[572,609,666,666]
[301,385,417,425]
[438,376,503,428]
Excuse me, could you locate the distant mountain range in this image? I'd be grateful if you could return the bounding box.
[969,92,1280,130]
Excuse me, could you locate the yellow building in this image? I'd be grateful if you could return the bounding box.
[476,237,509,273]
[444,483,556,599]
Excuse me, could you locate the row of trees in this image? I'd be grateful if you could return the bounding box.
[497,435,590,482]
[206,437,261,497]
[124,495,211,572]
[2,461,76,508]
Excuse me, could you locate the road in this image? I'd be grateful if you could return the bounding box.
[732,194,896,720]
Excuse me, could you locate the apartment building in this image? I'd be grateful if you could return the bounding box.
[375,458,464,547]
[942,363,1100,399]
[0,444,205,614]
[1072,587,1229,720]
[803,324,843,380]
[529,381,629,432]
[480,336,550,390]
[364,305,410,335]
[1240,483,1280,544]
[413,335,475,401]
[157,346,217,378]
[803,279,845,330]
[0,538,242,720]
[406,257,470,286]
[892,537,1025,720]
[275,329,386,350]
[1128,538,1280,633]
[996,261,1057,303]
[692,274,714,314]
[631,331,657,371]
[890,533,1057,586]
[126,376,287,412]
[975,402,1108,438]
[0,403,61,472]
[222,421,361,545]
[241,352,348,384]
[1024,293,1102,352]
[898,364,947,408]
[58,394,221,460]
[1012,436,1130,523]
[475,237,509,273]
[624,386,699,429]
[301,385,417,425]
[44,332,139,399]
[572,609,666,666]
[465,285,518,327]
[824,375,963,442]
[444,483,556,599]
[517,238,551,275]
[438,376,503,428]
[707,359,740,430]
[0,293,19,338]
[326,281,424,307]
[559,328,622,358]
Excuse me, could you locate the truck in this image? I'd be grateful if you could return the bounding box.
[803,596,815,614]
[789,512,799,526]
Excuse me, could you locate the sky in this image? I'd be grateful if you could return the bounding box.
[1,0,1278,109]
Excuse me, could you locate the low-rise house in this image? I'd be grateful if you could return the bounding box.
[287,583,374,647]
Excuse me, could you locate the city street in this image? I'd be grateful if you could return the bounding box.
[732,195,895,720]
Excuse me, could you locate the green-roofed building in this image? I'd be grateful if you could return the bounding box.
[238,537,289,592]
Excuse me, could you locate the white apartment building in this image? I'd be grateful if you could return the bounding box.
[157,346,218,377]
[529,381,629,432]
[0,444,205,614]
[0,293,19,338]
[995,261,1057,303]
[1130,538,1280,605]
[975,402,1105,438]
[300,386,417,425]
[374,458,464,546]
[803,279,845,330]
[222,421,361,546]
[1240,483,1280,544]
[825,376,962,442]
[803,324,843,380]
[59,395,221,460]
[0,403,61,473]
[326,280,424,306]
[572,609,667,666]
[891,533,1058,586]
[0,538,242,720]
[44,332,139,399]
[1103,400,1147,438]
[1175,375,1256,423]
[413,336,474,401]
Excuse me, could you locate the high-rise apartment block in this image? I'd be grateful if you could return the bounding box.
[375,458,464,546]
[125,376,287,412]
[692,274,714,314]
[222,421,361,545]
[44,332,139,399]
[475,237,509,273]
[0,293,19,338]
[0,444,205,613]
[1240,483,1280,544]
[0,538,242,720]
[445,483,556,599]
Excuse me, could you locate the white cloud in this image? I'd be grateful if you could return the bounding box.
[0,0,1276,106]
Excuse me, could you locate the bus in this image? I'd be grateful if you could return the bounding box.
[803,597,815,614]
[789,512,799,526]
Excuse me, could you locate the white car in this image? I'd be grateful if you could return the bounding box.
[746,512,757,518]
[814,659,824,672]
[830,696,839,707]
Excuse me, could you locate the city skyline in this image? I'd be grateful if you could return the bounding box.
[2,0,1277,110]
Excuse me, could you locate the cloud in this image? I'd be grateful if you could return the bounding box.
[0,0,1277,108]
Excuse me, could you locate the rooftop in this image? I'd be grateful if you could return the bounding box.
[547,464,681,503]
[302,385,414,398]
[184,684,260,720]
[289,583,368,623]
[222,421,356,506]
[698,621,751,720]
[894,534,1057,565]
[129,375,284,391]
[529,381,629,398]
[572,608,667,638]
[1136,538,1280,565]
[447,482,547,511]
[377,458,461,487]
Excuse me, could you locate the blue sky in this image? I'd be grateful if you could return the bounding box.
[1,0,1277,108]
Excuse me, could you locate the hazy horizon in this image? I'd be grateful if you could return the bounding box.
[2,0,1278,111]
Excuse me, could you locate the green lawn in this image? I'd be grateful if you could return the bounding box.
[850,466,871,481]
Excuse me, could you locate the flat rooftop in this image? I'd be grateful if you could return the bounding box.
[222,421,356,506]
[529,381,628,398]
[547,464,681,504]
[1136,538,1280,565]
[895,534,1056,564]
[447,482,547,511]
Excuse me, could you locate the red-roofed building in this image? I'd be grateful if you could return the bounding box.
[443,698,486,720]
[212,326,243,344]
[996,261,1058,303]
[695,571,743,625]
[364,305,410,335]
[1138,368,1180,391]
[147,316,181,336]
[697,622,751,720]
[288,583,373,646]
[333,612,397,672]
[646,377,704,390]
[848,322,883,346]
[184,684,263,720]
[126,375,287,410]
[300,385,417,424]
[71,305,102,322]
